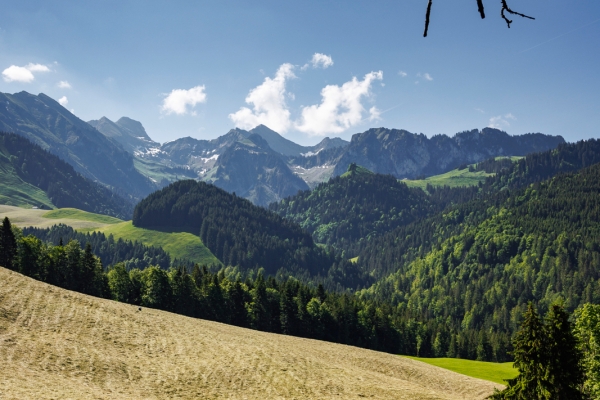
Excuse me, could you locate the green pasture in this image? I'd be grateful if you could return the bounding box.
[405,356,517,385]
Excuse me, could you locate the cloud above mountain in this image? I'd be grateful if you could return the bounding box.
[230,59,383,136]
[2,63,51,83]
[161,85,207,115]
[228,63,295,133]
[296,71,383,136]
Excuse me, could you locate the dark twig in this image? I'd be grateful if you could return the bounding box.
[477,0,486,19]
[501,0,535,28]
[423,0,433,37]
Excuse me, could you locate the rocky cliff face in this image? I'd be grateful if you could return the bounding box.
[88,116,160,156]
[209,134,309,206]
[332,127,565,178]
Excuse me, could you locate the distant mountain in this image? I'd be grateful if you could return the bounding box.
[88,116,160,156]
[208,133,310,206]
[332,127,565,178]
[0,91,154,200]
[249,124,348,157]
[0,132,133,218]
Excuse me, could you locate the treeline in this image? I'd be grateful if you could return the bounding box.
[269,164,433,249]
[0,132,133,219]
[0,216,476,359]
[22,224,171,270]
[133,180,335,277]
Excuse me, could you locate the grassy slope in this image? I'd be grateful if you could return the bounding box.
[403,167,493,190]
[96,222,219,265]
[44,208,123,224]
[0,151,55,209]
[405,356,517,385]
[0,267,501,399]
[403,157,523,190]
[0,205,219,266]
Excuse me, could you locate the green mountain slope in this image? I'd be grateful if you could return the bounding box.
[270,163,433,249]
[133,180,334,277]
[0,132,133,219]
[359,162,600,360]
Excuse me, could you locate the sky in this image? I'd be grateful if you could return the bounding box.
[1,1,599,145]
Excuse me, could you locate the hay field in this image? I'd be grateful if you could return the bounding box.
[0,267,501,399]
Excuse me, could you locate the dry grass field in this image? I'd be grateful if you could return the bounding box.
[0,267,502,399]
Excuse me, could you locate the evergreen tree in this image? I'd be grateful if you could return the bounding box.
[491,304,585,399]
[0,217,17,270]
[544,304,585,399]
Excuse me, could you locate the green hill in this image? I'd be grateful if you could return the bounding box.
[133,180,334,276]
[270,164,432,249]
[97,221,219,266]
[0,205,218,266]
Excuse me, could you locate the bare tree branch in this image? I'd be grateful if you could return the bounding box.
[423,0,433,37]
[501,0,535,28]
[477,0,486,19]
[423,0,535,37]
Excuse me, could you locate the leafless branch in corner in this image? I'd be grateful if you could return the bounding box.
[477,0,486,19]
[423,0,433,37]
[423,0,535,37]
[501,0,535,28]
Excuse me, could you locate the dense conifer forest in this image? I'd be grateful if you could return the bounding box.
[133,180,336,278]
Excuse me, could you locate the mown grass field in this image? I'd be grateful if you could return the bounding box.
[405,356,517,385]
[0,267,502,399]
[0,205,219,266]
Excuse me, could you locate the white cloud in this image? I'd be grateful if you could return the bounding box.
[488,113,516,129]
[398,70,408,77]
[295,71,383,136]
[369,106,381,121]
[58,96,68,106]
[301,53,334,70]
[229,63,295,133]
[161,85,207,115]
[2,66,34,83]
[25,63,50,72]
[57,80,72,89]
[311,53,334,69]
[2,63,51,83]
[417,72,433,81]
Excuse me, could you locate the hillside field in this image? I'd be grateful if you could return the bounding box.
[405,356,517,385]
[403,157,522,190]
[0,267,501,399]
[0,205,219,266]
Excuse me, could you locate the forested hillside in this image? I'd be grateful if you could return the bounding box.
[355,161,600,361]
[0,132,134,219]
[270,164,433,249]
[133,180,335,278]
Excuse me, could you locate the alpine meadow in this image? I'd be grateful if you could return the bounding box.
[2,1,600,399]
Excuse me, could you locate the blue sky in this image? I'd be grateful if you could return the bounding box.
[1,1,599,145]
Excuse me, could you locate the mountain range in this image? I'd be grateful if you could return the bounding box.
[0,90,565,207]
